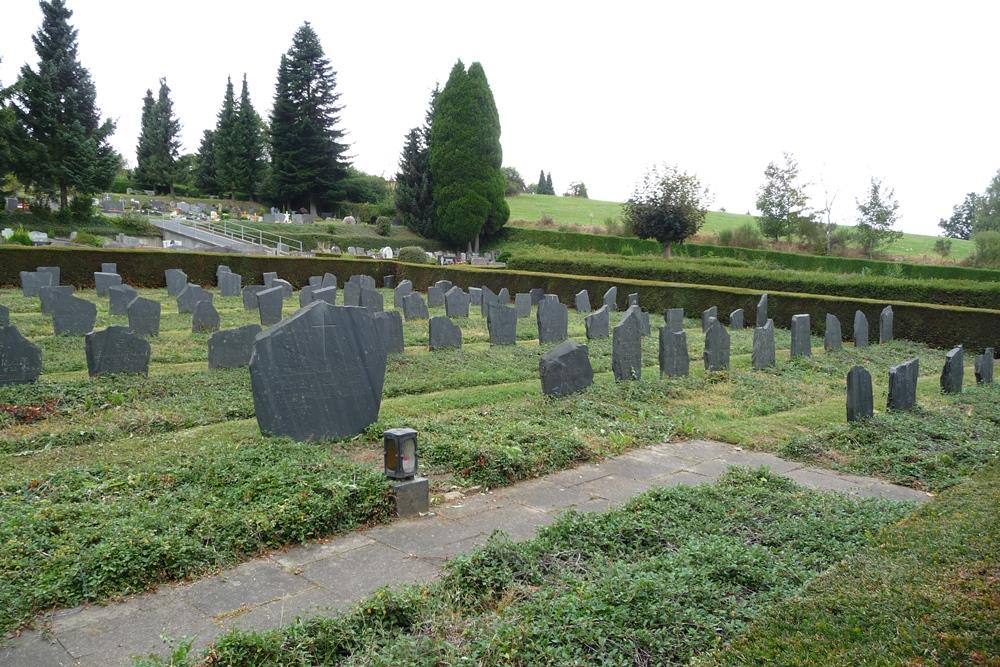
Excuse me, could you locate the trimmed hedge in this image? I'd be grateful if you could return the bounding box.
[2,245,997,351]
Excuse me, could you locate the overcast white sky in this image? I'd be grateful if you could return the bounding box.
[3,1,999,234]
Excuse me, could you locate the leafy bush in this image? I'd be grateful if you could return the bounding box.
[397,246,430,264]
[971,231,1000,267]
[6,226,33,246]
[934,238,952,258]
[72,230,104,247]
[109,212,158,235]
[718,223,764,249]
[375,216,391,237]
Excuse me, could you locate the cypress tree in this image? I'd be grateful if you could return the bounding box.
[213,77,239,198]
[134,78,180,194]
[546,172,554,195]
[269,23,349,214]
[12,0,116,206]
[537,169,547,194]
[234,74,266,200]
[133,89,157,190]
[194,129,218,195]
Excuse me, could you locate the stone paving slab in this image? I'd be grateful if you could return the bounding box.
[4,439,932,666]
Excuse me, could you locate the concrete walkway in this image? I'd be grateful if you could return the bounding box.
[3,440,930,666]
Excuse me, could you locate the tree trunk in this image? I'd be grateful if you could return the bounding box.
[662,241,672,258]
[467,241,473,256]
[474,234,480,254]
[309,198,318,216]
[60,184,68,210]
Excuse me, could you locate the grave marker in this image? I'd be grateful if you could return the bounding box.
[313,286,337,305]
[427,286,445,308]
[487,304,517,346]
[208,325,262,369]
[879,306,893,343]
[537,298,569,344]
[585,305,609,339]
[659,328,689,377]
[846,365,874,422]
[756,294,768,328]
[219,271,242,297]
[39,285,74,315]
[514,292,531,318]
[192,300,221,333]
[701,306,718,333]
[393,280,413,308]
[165,269,188,296]
[242,285,267,310]
[603,286,618,311]
[177,284,212,314]
[0,326,43,385]
[85,326,150,376]
[752,319,775,369]
[825,314,843,352]
[429,316,462,350]
[539,340,593,396]
[257,286,285,326]
[975,348,994,385]
[729,309,744,330]
[51,292,96,336]
[664,308,684,333]
[108,284,139,316]
[127,296,161,336]
[612,309,642,381]
[94,272,122,297]
[374,311,405,355]
[575,290,591,313]
[854,310,869,348]
[790,314,811,358]
[402,293,429,320]
[940,346,963,394]
[887,358,919,410]
[446,287,471,318]
[704,319,731,371]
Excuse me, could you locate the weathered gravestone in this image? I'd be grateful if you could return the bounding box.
[846,365,874,422]
[603,286,618,311]
[51,292,96,336]
[250,302,387,441]
[854,310,869,348]
[85,326,150,376]
[262,271,278,288]
[825,314,843,352]
[480,286,499,318]
[514,293,531,318]
[446,287,471,318]
[192,300,221,333]
[659,328,689,377]
[790,314,811,358]
[272,279,294,299]
[402,293,429,320]
[628,293,639,307]
[575,290,591,313]
[309,276,323,288]
[349,274,377,291]
[216,265,231,284]
[242,285,268,310]
[612,309,642,381]
[487,304,517,346]
[429,316,462,351]
[0,326,42,385]
[108,284,139,316]
[975,348,994,385]
[940,346,963,394]
[312,286,337,305]
[537,298,569,344]
[322,273,337,288]
[384,275,396,289]
[729,309,744,330]
[0,305,8,327]
[93,272,122,297]
[208,325,261,369]
[887,358,919,411]
[427,286,445,308]
[637,309,652,337]
[343,281,361,307]
[177,284,212,314]
[539,340,593,397]
[664,308,684,333]
[165,269,188,296]
[468,287,482,306]
[374,311,405,355]
[752,319,776,370]
[529,288,545,305]
[20,270,52,297]
[36,266,60,285]
[299,286,315,308]
[360,287,384,313]
[701,306,718,333]
[127,296,161,336]
[756,294,768,328]
[101,263,117,274]
[219,271,242,297]
[434,280,453,293]
[585,305,610,339]
[257,286,285,326]
[39,285,74,315]
[704,319,731,371]
[879,306,893,343]
[393,280,413,308]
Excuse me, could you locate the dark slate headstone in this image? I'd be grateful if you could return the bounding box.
[756,294,768,328]
[177,284,212,314]
[790,314,811,358]
[879,306,893,343]
[480,286,499,318]
[51,292,96,336]
[257,286,285,326]
[250,302,387,441]
[468,287,483,306]
[854,310,869,348]
[659,328,689,378]
[752,319,776,370]
[603,286,618,311]
[262,271,278,288]
[85,326,150,376]
[497,288,511,305]
[39,285,74,314]
[701,306,718,333]
[219,271,242,297]
[846,365,874,422]
[242,285,267,310]
[299,285,315,308]
[640,311,651,337]
[0,326,42,385]
[208,324,261,369]
[108,284,139,316]
[36,266,60,286]
[628,292,639,307]
[729,309,744,330]
[20,271,51,297]
[272,278,294,298]
[343,281,361,307]
[434,280,453,293]
[192,300,221,333]
[100,263,117,274]
[313,286,337,305]
[446,287,471,318]
[402,293,429,321]
[487,304,517,346]
[429,316,462,351]
[308,275,323,288]
[127,296,161,336]
[623,305,648,338]
[216,265,231,284]
[585,305,610,340]
[427,286,445,308]
[612,309,642,381]
[0,305,8,327]
[374,311,405,355]
[975,348,994,385]
[887,358,919,411]
[824,314,843,352]
[529,288,545,305]
[537,298,569,344]
[322,273,337,288]
[539,340,593,397]
[514,293,531,318]
[664,308,684,333]
[93,272,122,297]
[575,290,591,313]
[393,280,413,308]
[383,275,396,289]
[165,269,188,296]
[360,287,384,313]
[940,346,963,394]
[704,319,731,371]
[349,274,377,291]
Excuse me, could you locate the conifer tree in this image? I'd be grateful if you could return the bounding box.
[546,172,554,195]
[194,129,218,195]
[537,169,547,194]
[395,87,436,236]
[133,89,157,189]
[212,77,240,198]
[134,78,180,193]
[234,74,266,200]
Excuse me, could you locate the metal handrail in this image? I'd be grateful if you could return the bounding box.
[182,219,303,255]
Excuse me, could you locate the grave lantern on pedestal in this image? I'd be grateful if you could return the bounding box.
[383,428,418,480]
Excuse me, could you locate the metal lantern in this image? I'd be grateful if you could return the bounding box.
[383,428,418,480]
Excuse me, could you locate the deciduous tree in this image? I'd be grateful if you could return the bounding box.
[624,164,710,257]
[854,177,902,258]
[939,192,978,240]
[755,153,810,242]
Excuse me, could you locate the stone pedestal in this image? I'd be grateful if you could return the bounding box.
[392,477,430,517]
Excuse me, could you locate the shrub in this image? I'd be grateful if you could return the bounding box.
[934,238,952,258]
[73,231,105,247]
[110,212,158,236]
[538,214,555,228]
[375,216,391,237]
[972,231,1000,267]
[398,246,430,264]
[7,226,33,246]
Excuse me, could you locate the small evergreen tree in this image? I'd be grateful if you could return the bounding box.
[854,177,903,258]
[133,88,157,189]
[134,78,180,194]
[233,74,266,200]
[545,172,554,195]
[213,77,240,198]
[536,169,548,194]
[395,87,436,236]
[755,153,810,242]
[939,192,978,240]
[194,129,219,195]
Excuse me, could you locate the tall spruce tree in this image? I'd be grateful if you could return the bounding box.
[194,129,219,195]
[545,172,554,195]
[234,74,266,200]
[395,86,436,236]
[133,89,157,189]
[536,169,547,194]
[428,60,508,250]
[12,0,116,206]
[212,77,240,198]
[134,78,180,193]
[269,23,349,214]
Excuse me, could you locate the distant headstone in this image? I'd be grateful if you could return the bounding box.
[177,284,212,314]
[659,328,689,377]
[975,348,994,385]
[434,280,453,293]
[790,314,811,358]
[446,287,470,318]
[468,287,483,306]
[250,302,387,441]
[887,358,919,411]
[108,284,138,316]
[257,286,285,326]
[846,365,874,422]
[539,340,593,397]
[94,272,122,297]
[219,271,242,297]
[756,294,768,328]
[480,286,499,318]
[101,263,117,274]
[854,310,869,348]
[384,275,396,289]
[242,285,267,310]
[824,314,842,351]
[628,292,639,307]
[575,290,591,313]
[537,298,569,344]
[585,305,610,340]
[639,310,651,337]
[664,308,684,333]
[603,286,618,311]
[127,296,161,336]
[85,326,150,376]
[51,292,96,336]
[192,300,221,333]
[487,304,517,346]
[19,271,51,297]
[39,285,74,315]
[704,319,731,371]
[308,276,323,288]
[374,311,405,355]
[752,319,776,369]
[940,346,963,394]
[165,269,188,296]
[208,325,261,369]
[348,274,377,291]
[402,293,429,320]
[272,278,293,298]
[262,272,278,288]
[360,287,384,313]
[0,326,43,385]
[612,309,642,381]
[729,309,744,330]
[36,266,60,285]
[429,316,462,351]
[529,288,545,305]
[879,306,893,343]
[299,285,315,308]
[216,265,231,284]
[427,286,445,308]
[312,285,337,305]
[701,306,718,333]
[343,281,361,307]
[322,273,337,288]
[514,292,531,318]
[393,280,413,308]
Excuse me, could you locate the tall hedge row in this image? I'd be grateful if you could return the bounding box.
[2,246,997,351]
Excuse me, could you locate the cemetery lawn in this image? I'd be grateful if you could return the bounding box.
[2,287,998,637]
